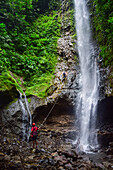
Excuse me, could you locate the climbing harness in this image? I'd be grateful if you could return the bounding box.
[31,126,38,137]
[39,95,59,129]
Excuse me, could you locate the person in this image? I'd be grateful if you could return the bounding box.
[62,71,67,81]
[31,122,39,149]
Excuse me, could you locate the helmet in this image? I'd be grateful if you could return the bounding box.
[32,123,35,126]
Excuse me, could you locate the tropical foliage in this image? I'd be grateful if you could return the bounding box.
[90,0,113,67]
[1,0,113,99]
[0,0,61,97]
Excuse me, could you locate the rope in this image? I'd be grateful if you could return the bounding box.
[39,95,59,129]
[38,1,65,129]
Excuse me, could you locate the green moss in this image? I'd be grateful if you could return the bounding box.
[99,45,113,67]
[27,98,31,103]
[26,84,48,98]
[72,33,77,40]
[70,9,76,33]
[74,55,77,60]
[5,98,18,109]
[0,71,23,93]
[25,73,54,98]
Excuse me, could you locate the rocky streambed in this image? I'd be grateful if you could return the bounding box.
[1,93,113,170]
[0,119,113,170]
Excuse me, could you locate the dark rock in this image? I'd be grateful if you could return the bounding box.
[65,163,73,169]
[0,87,19,108]
[106,147,113,155]
[48,158,56,165]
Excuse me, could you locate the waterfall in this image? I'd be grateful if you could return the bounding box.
[18,92,32,141]
[74,0,100,151]
[24,92,32,141]
[24,92,32,126]
[18,92,28,140]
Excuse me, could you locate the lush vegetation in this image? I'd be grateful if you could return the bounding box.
[0,0,61,97]
[0,71,23,93]
[2,0,113,99]
[90,0,113,67]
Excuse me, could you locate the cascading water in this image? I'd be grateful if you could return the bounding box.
[24,92,32,126]
[24,92,32,140]
[18,92,32,141]
[74,0,100,152]
[18,92,28,140]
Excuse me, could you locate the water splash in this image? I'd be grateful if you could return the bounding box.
[74,0,100,152]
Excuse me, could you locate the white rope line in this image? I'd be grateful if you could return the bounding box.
[39,96,59,129]
[39,0,65,129]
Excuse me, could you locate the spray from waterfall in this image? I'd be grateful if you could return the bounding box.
[74,0,100,152]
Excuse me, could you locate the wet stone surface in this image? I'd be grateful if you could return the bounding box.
[0,124,113,170]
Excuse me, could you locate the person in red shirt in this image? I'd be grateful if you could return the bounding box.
[31,122,39,149]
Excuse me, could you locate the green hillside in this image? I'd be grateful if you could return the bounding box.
[0,0,61,98]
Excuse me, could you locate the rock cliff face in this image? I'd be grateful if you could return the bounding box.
[0,0,78,135]
[0,33,78,135]
[0,87,19,108]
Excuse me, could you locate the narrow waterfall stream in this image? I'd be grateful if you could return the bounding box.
[24,92,32,141]
[18,92,32,141]
[74,0,100,152]
[24,92,32,126]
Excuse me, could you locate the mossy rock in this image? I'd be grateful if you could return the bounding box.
[46,85,57,96]
[0,87,19,108]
